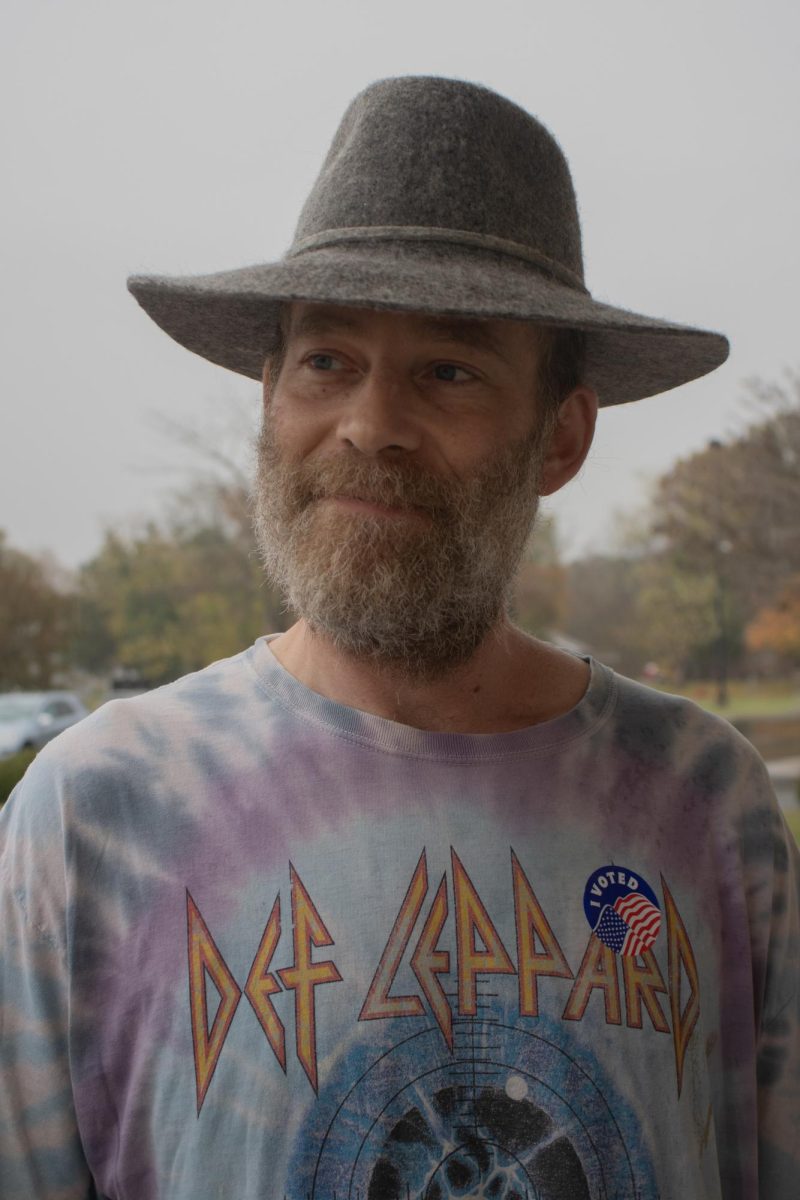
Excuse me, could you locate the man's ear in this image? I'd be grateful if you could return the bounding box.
[539,387,599,497]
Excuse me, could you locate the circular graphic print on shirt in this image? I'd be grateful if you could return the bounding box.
[303,1019,648,1200]
[582,865,661,956]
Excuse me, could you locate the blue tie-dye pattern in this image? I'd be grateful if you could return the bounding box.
[0,638,797,1199]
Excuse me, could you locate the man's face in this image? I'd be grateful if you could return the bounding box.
[253,303,559,678]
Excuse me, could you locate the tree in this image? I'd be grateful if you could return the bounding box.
[651,373,800,620]
[512,515,567,637]
[71,396,290,685]
[633,372,800,689]
[76,517,288,687]
[746,574,800,664]
[631,557,742,685]
[562,555,647,677]
[0,530,72,689]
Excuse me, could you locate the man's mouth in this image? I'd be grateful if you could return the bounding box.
[323,494,431,520]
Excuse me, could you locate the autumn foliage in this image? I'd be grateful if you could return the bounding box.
[746,575,800,662]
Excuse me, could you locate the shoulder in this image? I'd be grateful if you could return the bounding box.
[596,667,790,853]
[604,672,798,911]
[50,645,256,759]
[0,645,264,834]
[606,669,770,787]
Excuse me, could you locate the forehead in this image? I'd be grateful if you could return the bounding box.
[285,302,540,362]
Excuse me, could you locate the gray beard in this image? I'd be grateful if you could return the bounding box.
[252,416,548,681]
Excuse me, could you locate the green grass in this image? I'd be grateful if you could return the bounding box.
[784,807,800,848]
[0,748,36,806]
[655,679,800,720]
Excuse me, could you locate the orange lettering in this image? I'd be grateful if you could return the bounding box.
[662,875,700,1096]
[512,851,573,1016]
[563,934,622,1025]
[360,851,427,1022]
[451,849,515,1016]
[244,894,287,1070]
[278,865,342,1092]
[410,875,453,1049]
[186,891,241,1114]
[621,949,670,1033]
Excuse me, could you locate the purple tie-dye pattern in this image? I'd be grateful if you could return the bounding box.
[0,637,796,1199]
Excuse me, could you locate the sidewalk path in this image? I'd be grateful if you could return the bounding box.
[766,757,800,811]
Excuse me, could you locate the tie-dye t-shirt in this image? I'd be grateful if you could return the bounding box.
[1,637,798,1200]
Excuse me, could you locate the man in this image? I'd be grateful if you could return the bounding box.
[1,76,797,1199]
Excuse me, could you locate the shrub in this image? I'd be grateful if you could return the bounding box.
[785,805,800,849]
[0,748,36,806]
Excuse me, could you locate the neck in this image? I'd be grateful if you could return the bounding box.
[268,618,590,733]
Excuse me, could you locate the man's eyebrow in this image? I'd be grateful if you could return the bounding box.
[289,310,363,340]
[288,309,509,361]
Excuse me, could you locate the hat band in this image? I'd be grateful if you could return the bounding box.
[287,225,588,293]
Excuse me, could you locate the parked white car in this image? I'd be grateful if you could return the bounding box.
[0,692,89,759]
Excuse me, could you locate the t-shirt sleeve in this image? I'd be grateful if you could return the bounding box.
[0,753,95,1199]
[750,770,800,1196]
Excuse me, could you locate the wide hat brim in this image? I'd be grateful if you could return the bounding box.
[128,240,728,408]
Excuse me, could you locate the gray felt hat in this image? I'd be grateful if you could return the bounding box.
[127,76,728,407]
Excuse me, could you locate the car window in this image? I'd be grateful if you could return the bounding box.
[0,696,43,721]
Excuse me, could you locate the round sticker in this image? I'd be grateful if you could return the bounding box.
[582,865,661,956]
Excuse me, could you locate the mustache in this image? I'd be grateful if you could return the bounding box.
[259,436,464,518]
[305,461,454,515]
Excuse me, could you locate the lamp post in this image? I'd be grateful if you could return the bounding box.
[706,440,735,709]
[713,537,734,708]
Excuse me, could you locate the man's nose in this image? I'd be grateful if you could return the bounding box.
[335,370,422,456]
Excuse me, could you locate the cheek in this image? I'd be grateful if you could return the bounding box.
[442,409,538,474]
[265,393,330,461]
[437,431,491,476]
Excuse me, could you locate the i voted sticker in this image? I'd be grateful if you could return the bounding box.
[583,865,661,957]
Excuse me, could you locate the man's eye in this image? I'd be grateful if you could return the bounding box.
[432,363,471,382]
[306,353,340,371]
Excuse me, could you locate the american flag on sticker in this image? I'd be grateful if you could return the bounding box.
[594,892,662,956]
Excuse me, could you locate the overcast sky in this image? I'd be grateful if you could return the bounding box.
[2,0,798,569]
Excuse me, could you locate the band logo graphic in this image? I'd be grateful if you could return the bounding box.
[186,849,699,1113]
